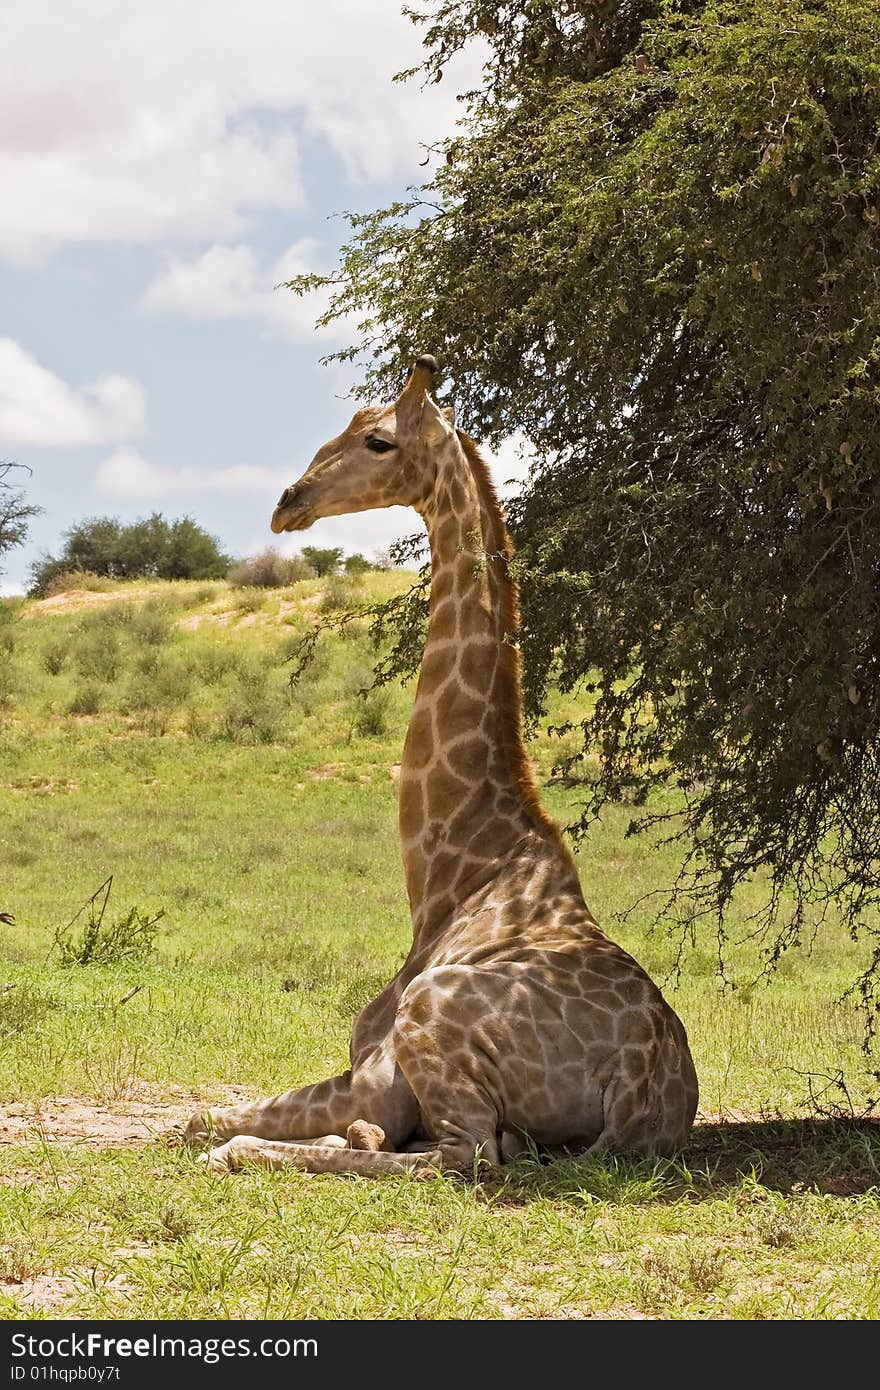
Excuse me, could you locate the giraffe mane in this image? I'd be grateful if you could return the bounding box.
[455,429,570,855]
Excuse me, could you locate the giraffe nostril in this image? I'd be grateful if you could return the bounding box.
[277,486,296,510]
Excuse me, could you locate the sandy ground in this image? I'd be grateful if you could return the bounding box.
[0,1084,253,1149]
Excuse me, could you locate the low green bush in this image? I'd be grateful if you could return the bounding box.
[53,879,163,966]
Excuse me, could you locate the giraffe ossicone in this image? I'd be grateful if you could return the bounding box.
[183,357,698,1176]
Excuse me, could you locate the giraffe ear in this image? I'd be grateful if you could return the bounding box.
[420,396,452,445]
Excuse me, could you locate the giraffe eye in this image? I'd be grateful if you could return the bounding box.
[365,436,396,454]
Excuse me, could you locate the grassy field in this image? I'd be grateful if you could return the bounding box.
[0,575,878,1319]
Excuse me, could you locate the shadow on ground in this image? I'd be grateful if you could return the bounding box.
[684,1116,880,1195]
[496,1117,880,1205]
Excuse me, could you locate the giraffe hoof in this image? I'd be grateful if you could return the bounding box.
[346,1120,386,1152]
[198,1141,236,1175]
[182,1110,214,1147]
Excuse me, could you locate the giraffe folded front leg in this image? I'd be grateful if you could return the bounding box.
[197,1133,348,1174]
[199,1136,442,1177]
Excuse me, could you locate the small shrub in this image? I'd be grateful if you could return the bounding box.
[43,637,70,675]
[0,983,58,1040]
[320,576,360,612]
[191,643,239,685]
[350,687,392,739]
[343,553,373,574]
[227,548,313,588]
[284,556,316,583]
[54,878,163,966]
[68,682,103,716]
[72,618,124,683]
[38,570,118,598]
[758,1205,815,1249]
[129,603,173,646]
[123,652,192,734]
[0,658,17,711]
[193,584,221,605]
[184,707,213,740]
[221,666,286,744]
[283,637,332,715]
[232,588,266,614]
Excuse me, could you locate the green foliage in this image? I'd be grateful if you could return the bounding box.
[296,0,880,1020]
[67,682,103,716]
[53,877,163,966]
[231,587,267,614]
[0,982,57,1040]
[343,552,373,574]
[42,636,69,675]
[320,575,361,612]
[29,513,230,594]
[301,545,344,577]
[72,616,124,684]
[350,687,393,739]
[123,651,193,735]
[220,662,287,744]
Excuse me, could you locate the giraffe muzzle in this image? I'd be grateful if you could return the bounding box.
[271,483,314,534]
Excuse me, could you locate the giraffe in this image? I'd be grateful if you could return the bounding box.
[184,356,699,1176]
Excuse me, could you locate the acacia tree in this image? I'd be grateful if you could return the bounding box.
[291,0,880,1031]
[0,463,39,580]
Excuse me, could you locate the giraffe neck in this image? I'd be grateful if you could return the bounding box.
[399,431,560,936]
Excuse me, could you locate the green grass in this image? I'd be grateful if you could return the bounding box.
[0,578,878,1319]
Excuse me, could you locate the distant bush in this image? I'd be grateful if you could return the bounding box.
[67,682,103,716]
[0,982,57,1039]
[123,651,192,734]
[343,662,392,739]
[351,688,392,738]
[301,545,343,577]
[0,657,17,713]
[227,548,315,588]
[231,588,266,614]
[0,618,16,657]
[190,642,239,686]
[43,637,69,675]
[128,602,173,646]
[343,553,373,575]
[193,583,221,605]
[54,878,163,966]
[29,514,230,595]
[221,664,286,744]
[37,570,118,598]
[320,576,361,613]
[72,621,123,684]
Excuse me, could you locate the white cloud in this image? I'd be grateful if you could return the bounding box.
[0,2,484,263]
[489,432,538,500]
[0,338,146,447]
[96,449,283,502]
[140,239,345,341]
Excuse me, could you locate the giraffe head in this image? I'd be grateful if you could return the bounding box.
[271,355,454,534]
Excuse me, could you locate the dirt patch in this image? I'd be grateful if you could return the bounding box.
[7,775,79,796]
[0,1084,254,1150]
[310,761,347,781]
[28,590,122,615]
[1,1272,81,1314]
[1,1244,157,1314]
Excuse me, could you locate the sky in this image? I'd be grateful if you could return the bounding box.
[0,2,529,594]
